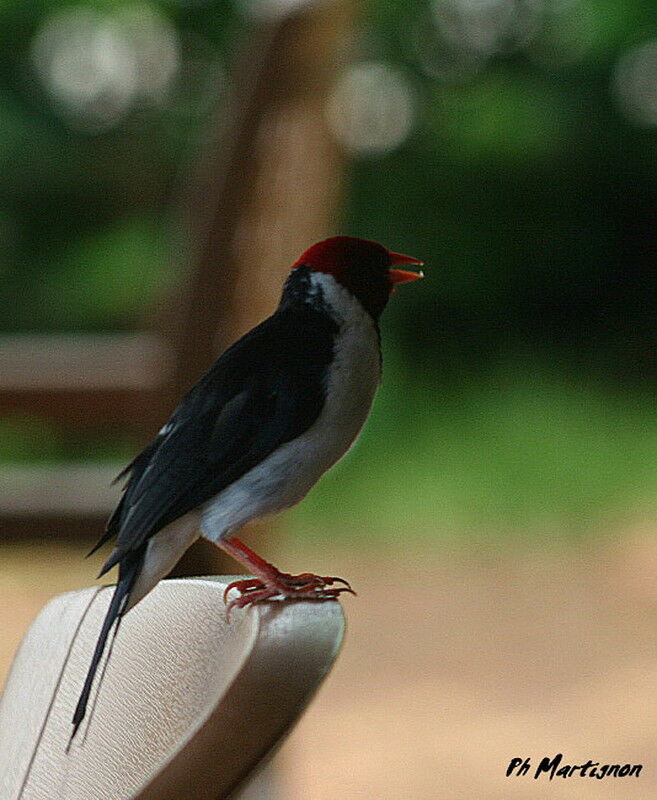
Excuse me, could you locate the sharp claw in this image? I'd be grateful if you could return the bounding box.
[224,578,265,603]
[327,576,352,590]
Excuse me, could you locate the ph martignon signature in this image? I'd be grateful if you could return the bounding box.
[506,754,642,781]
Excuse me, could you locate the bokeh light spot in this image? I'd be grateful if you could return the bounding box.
[613,40,657,127]
[326,61,416,156]
[31,4,180,133]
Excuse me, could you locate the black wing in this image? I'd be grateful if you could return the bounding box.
[96,306,337,575]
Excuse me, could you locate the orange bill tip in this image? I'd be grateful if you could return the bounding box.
[389,267,424,285]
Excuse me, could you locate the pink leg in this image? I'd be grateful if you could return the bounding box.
[217,537,355,618]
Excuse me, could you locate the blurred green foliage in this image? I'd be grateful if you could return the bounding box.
[2,0,657,540]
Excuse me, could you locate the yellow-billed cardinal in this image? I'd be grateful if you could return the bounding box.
[71,236,423,739]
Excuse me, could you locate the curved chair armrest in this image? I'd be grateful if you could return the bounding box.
[0,577,345,800]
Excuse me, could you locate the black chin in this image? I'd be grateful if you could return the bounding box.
[348,281,390,320]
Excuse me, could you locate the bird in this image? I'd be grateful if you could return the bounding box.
[70,235,423,742]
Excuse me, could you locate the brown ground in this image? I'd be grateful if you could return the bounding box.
[3,532,657,799]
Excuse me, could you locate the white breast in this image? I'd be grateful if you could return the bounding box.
[200,273,381,541]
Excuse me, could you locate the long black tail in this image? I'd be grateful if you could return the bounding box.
[69,549,144,745]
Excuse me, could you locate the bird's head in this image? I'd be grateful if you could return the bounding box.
[290,236,423,319]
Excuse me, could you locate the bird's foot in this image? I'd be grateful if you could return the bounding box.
[224,571,355,619]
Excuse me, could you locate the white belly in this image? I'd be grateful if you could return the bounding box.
[200,288,381,541]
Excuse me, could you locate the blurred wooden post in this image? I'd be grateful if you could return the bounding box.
[166,1,350,577]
